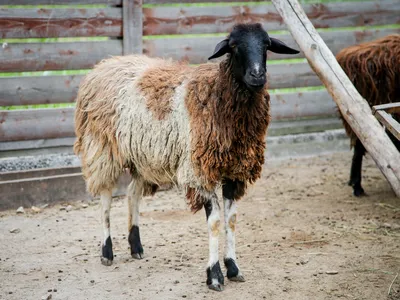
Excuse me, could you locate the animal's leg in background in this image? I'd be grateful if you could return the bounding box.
[349,139,366,197]
[127,178,144,259]
[100,189,113,266]
[204,194,224,291]
[223,179,245,282]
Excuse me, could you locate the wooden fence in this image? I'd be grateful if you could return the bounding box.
[0,0,399,208]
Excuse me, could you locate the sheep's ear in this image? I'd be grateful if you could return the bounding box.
[269,37,300,55]
[208,39,230,60]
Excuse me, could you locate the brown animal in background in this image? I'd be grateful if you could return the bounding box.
[336,34,400,196]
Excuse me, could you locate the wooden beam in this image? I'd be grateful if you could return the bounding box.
[0,40,123,72]
[374,110,400,141]
[373,103,400,115]
[271,0,400,197]
[0,8,122,39]
[123,0,143,55]
[143,1,400,36]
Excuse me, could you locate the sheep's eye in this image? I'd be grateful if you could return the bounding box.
[230,44,236,49]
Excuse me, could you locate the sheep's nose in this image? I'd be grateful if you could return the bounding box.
[250,70,265,79]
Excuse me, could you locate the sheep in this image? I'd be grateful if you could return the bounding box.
[74,23,299,291]
[336,34,400,196]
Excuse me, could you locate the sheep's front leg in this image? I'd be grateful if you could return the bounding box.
[223,180,245,282]
[204,195,224,291]
[100,189,113,266]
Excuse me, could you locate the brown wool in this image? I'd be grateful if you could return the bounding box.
[185,60,270,211]
[138,62,192,120]
[336,34,400,147]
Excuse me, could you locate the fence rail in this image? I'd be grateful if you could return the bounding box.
[1,90,336,142]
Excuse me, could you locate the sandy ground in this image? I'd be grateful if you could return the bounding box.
[1,152,399,300]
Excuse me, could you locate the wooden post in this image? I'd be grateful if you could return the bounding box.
[123,0,143,55]
[271,0,400,197]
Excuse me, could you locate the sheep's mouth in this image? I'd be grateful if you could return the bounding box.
[245,82,266,91]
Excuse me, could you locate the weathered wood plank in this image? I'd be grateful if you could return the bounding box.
[143,1,400,35]
[375,110,400,141]
[373,103,400,114]
[123,0,143,54]
[0,0,122,4]
[0,108,75,142]
[0,7,122,39]
[143,27,400,63]
[2,27,396,72]
[271,90,336,120]
[0,90,336,142]
[0,0,260,4]
[0,40,122,72]
[0,75,83,106]
[0,63,322,106]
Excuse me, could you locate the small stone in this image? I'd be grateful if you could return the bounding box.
[9,228,20,234]
[16,206,25,214]
[41,294,52,300]
[81,204,88,208]
[392,224,400,230]
[173,280,180,284]
[66,205,73,212]
[41,204,49,209]
[31,206,41,213]
[326,270,338,275]
[382,223,391,229]
[313,273,318,276]
[300,259,309,265]
[59,207,66,211]
[90,280,95,283]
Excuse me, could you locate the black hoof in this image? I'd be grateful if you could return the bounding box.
[129,225,144,259]
[101,236,113,266]
[353,186,366,197]
[207,261,224,291]
[101,257,113,266]
[208,282,224,291]
[224,258,245,281]
[132,253,143,260]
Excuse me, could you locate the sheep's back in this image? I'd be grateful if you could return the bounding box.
[336,34,400,146]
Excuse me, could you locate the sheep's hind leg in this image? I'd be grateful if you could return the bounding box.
[349,139,366,197]
[204,194,224,291]
[100,189,114,266]
[127,178,144,259]
[223,179,245,282]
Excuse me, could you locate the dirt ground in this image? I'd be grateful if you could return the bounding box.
[1,152,399,300]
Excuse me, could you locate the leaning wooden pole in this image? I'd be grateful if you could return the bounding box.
[271,0,400,197]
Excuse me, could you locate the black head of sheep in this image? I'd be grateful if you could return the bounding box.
[209,23,300,92]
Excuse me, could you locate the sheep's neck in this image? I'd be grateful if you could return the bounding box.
[185,60,270,191]
[212,60,270,149]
